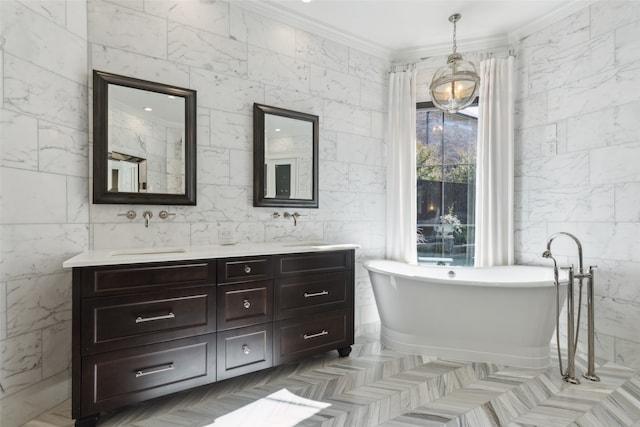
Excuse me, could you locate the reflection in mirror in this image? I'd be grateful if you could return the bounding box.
[254,104,319,208]
[108,152,147,192]
[264,115,313,199]
[93,70,196,205]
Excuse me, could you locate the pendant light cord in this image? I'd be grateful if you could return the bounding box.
[452,18,457,54]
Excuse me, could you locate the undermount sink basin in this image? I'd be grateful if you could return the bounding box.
[110,247,187,256]
[279,241,329,247]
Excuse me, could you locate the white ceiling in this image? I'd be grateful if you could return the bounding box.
[238,0,587,59]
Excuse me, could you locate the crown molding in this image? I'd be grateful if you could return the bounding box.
[232,0,393,60]
[392,34,511,64]
[507,0,594,44]
[232,0,592,65]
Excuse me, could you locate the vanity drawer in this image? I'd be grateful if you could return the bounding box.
[81,334,216,415]
[82,287,215,354]
[83,260,216,297]
[217,256,273,283]
[275,251,352,276]
[217,281,273,331]
[217,324,273,380]
[274,310,353,364]
[275,272,350,320]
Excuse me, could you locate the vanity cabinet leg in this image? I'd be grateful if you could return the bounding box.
[337,346,352,357]
[75,414,100,427]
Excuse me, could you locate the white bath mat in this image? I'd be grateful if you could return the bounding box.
[209,388,331,427]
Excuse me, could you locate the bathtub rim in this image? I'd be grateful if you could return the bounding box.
[363,259,568,288]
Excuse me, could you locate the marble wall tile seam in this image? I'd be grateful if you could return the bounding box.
[2,53,90,122]
[293,29,350,75]
[1,1,89,85]
[0,328,44,399]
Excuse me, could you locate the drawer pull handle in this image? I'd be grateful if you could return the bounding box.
[244,265,252,274]
[135,312,175,323]
[243,299,251,309]
[242,344,250,355]
[304,290,329,298]
[304,330,328,340]
[135,363,175,378]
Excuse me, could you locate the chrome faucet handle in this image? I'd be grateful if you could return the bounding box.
[118,210,137,220]
[271,212,281,219]
[158,210,175,220]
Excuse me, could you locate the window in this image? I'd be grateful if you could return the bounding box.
[416,102,478,266]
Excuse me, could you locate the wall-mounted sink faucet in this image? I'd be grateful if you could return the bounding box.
[142,210,153,228]
[283,211,301,226]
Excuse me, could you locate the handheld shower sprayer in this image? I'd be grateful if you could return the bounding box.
[542,249,559,288]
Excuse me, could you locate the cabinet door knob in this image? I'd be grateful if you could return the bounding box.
[243,299,251,309]
[244,265,252,274]
[242,344,250,355]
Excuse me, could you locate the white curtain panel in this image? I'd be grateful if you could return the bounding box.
[385,65,417,263]
[474,57,515,267]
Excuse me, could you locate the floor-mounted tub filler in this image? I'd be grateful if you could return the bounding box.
[364,260,568,369]
[543,231,600,384]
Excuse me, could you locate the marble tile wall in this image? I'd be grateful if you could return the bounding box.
[0,1,89,426]
[512,0,640,372]
[1,0,389,425]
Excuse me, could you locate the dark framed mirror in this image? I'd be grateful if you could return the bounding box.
[93,70,197,205]
[253,103,319,208]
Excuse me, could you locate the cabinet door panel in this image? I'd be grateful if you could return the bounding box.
[274,310,353,364]
[217,281,272,330]
[275,251,352,276]
[275,272,349,320]
[83,260,215,297]
[81,335,216,414]
[217,324,273,380]
[82,286,215,354]
[217,257,273,283]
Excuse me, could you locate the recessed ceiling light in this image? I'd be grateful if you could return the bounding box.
[302,0,312,3]
[144,107,153,111]
[167,95,176,99]
[275,128,281,132]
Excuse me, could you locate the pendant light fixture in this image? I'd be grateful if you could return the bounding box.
[429,14,480,113]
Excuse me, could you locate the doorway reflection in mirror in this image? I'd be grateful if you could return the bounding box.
[264,115,312,200]
[108,151,147,193]
[108,85,185,195]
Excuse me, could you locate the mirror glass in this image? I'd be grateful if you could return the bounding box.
[93,70,196,205]
[253,104,319,208]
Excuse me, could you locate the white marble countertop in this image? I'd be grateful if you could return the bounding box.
[62,242,360,268]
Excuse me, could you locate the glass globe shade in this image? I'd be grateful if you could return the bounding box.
[430,53,480,114]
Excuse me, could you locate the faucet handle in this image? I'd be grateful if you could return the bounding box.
[118,210,137,220]
[158,210,175,220]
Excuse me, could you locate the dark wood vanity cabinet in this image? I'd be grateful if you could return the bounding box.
[72,250,354,426]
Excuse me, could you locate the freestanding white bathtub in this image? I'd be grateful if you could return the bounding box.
[363,260,567,368]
